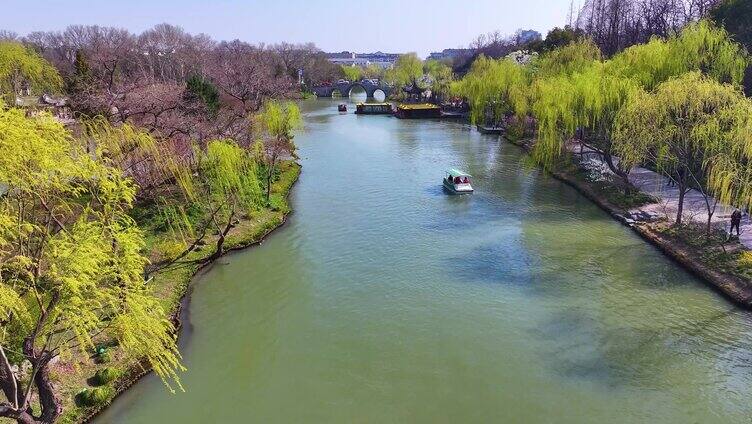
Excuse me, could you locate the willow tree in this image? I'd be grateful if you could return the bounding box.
[532,38,602,79]
[0,106,183,424]
[0,41,62,100]
[451,55,530,126]
[613,72,752,228]
[341,65,362,82]
[423,59,454,102]
[385,53,424,89]
[84,118,263,272]
[527,41,632,176]
[528,21,748,187]
[254,100,303,203]
[192,139,263,260]
[605,20,747,90]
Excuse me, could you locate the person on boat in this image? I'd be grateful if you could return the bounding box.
[463,177,469,184]
[447,175,453,183]
[454,176,461,184]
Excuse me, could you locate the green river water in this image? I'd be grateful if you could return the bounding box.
[96,98,752,423]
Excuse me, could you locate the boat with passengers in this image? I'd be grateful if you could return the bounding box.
[443,169,473,194]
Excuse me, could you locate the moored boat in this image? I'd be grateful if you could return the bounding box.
[443,169,474,194]
[395,103,441,119]
[477,124,503,134]
[355,102,393,115]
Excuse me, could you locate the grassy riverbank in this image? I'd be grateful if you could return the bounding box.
[504,133,752,308]
[47,161,301,424]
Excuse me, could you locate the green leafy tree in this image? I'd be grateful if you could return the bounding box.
[341,65,362,82]
[529,26,584,52]
[0,41,62,101]
[423,59,454,102]
[532,38,601,78]
[84,118,263,273]
[0,105,183,424]
[185,74,220,117]
[613,72,752,228]
[361,64,385,80]
[191,139,263,260]
[451,55,529,125]
[528,21,747,191]
[254,100,303,203]
[385,53,423,88]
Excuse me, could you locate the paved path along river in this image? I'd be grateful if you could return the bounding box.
[96,99,752,423]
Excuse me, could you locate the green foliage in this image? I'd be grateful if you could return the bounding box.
[451,55,529,124]
[255,100,303,201]
[96,351,112,364]
[529,26,584,53]
[0,41,62,98]
[66,49,91,93]
[532,38,602,78]
[423,59,454,98]
[385,53,423,87]
[614,72,752,182]
[199,139,263,212]
[362,63,385,79]
[0,106,184,396]
[186,74,220,116]
[737,251,752,270]
[256,100,303,144]
[613,72,752,222]
[606,21,748,89]
[76,387,114,407]
[158,137,264,254]
[341,65,362,82]
[93,367,122,386]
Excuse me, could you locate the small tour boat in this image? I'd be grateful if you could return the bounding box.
[338,103,347,112]
[443,169,474,194]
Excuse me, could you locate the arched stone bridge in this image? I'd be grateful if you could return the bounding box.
[311,80,391,98]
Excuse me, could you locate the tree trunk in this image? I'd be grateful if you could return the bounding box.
[676,186,686,225]
[706,212,713,238]
[265,160,276,204]
[0,403,31,424]
[602,151,631,194]
[0,357,61,424]
[209,211,234,262]
[17,412,37,424]
[33,358,61,424]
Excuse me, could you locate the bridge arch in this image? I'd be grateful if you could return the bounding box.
[347,83,368,98]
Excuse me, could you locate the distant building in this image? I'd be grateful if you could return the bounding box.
[427,48,472,61]
[325,51,400,69]
[514,29,543,45]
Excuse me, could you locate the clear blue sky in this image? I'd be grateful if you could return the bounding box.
[1,0,578,57]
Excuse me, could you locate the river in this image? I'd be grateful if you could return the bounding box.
[96,98,752,423]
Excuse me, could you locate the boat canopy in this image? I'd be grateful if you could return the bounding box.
[446,168,471,178]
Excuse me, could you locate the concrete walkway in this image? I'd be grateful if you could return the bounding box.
[568,141,752,249]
